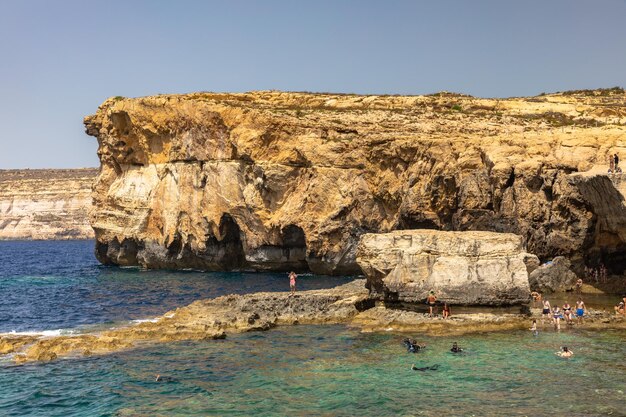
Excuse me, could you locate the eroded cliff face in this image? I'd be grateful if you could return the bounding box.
[0,169,96,240]
[84,89,626,274]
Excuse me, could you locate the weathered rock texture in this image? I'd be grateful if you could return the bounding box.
[84,89,626,274]
[0,169,97,240]
[356,230,533,305]
[1,280,371,363]
[528,256,578,293]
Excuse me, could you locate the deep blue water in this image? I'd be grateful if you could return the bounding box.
[0,240,353,333]
[0,241,624,416]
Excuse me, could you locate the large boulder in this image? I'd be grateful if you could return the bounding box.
[356,230,532,306]
[528,256,578,293]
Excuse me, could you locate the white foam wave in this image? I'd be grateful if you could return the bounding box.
[4,329,77,337]
[131,318,159,324]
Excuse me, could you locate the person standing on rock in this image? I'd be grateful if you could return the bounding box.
[426,291,437,317]
[289,271,297,293]
[609,153,615,173]
[542,300,551,325]
[614,153,620,172]
[575,297,586,324]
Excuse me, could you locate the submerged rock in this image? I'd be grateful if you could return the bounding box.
[356,230,533,306]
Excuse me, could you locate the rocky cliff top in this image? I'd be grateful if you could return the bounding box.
[0,168,97,240]
[85,89,626,275]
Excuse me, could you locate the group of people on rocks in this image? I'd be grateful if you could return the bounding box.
[608,152,621,173]
[530,291,586,330]
[425,290,451,319]
[585,264,608,284]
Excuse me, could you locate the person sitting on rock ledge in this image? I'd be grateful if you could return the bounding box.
[426,291,437,317]
[530,291,542,308]
[450,342,463,353]
[615,297,625,315]
[442,303,451,319]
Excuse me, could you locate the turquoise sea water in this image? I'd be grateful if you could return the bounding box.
[0,241,625,416]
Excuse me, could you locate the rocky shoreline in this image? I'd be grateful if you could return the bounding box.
[1,279,623,364]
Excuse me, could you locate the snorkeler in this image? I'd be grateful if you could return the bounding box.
[403,338,426,353]
[155,374,178,383]
[450,342,463,353]
[556,346,573,358]
[411,364,440,371]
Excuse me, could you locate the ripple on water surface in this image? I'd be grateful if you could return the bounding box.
[0,240,353,333]
[1,326,625,416]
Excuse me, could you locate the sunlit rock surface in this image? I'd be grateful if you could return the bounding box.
[357,230,533,305]
[0,169,96,240]
[84,89,626,274]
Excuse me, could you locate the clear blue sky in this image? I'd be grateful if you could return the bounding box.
[1,0,625,169]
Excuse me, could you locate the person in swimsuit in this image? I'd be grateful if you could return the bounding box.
[450,342,463,353]
[562,302,573,324]
[529,319,537,334]
[289,271,297,293]
[442,303,451,319]
[575,297,586,324]
[426,291,437,317]
[614,297,625,315]
[575,278,583,294]
[556,346,573,358]
[542,300,551,325]
[530,291,542,308]
[552,306,562,330]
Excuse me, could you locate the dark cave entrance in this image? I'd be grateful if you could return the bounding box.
[280,224,308,271]
[201,213,247,270]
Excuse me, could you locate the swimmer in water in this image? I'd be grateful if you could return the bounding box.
[155,374,178,383]
[403,338,426,353]
[529,319,538,335]
[556,346,573,358]
[411,364,440,371]
[450,342,463,353]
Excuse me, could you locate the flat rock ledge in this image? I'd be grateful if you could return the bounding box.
[1,280,623,364]
[0,280,370,364]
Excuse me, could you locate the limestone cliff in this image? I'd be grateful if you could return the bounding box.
[85,89,626,274]
[356,230,533,305]
[0,169,96,240]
